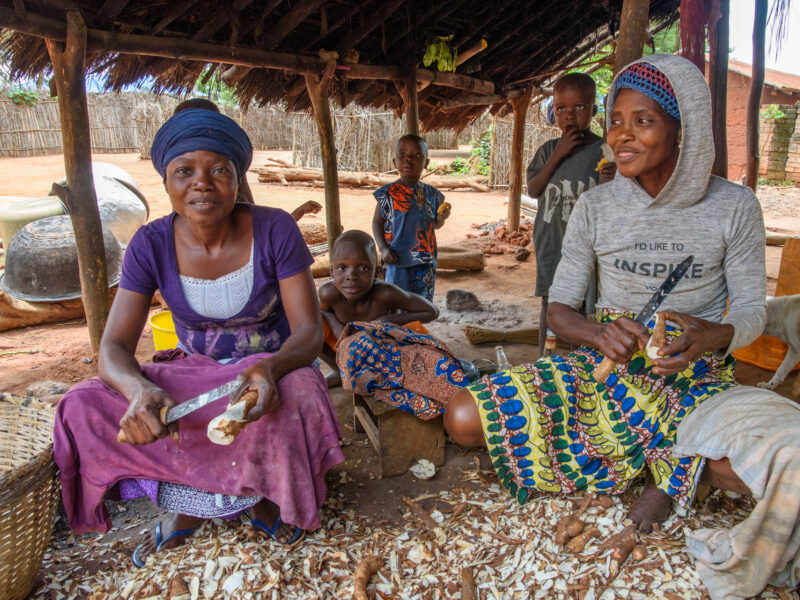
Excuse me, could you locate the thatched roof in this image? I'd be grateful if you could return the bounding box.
[1,0,679,131]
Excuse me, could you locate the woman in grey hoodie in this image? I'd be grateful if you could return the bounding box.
[443,55,765,532]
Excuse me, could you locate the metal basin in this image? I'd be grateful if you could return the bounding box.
[0,215,122,302]
[51,172,148,246]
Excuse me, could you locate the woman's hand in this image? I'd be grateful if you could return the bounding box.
[650,311,734,376]
[591,316,650,363]
[119,384,179,445]
[231,360,280,422]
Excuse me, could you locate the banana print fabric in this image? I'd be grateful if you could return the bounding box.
[469,310,737,508]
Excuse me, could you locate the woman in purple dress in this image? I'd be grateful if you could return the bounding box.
[53,109,344,566]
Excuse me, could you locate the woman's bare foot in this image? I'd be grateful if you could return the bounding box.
[135,513,203,564]
[628,484,673,533]
[249,498,302,545]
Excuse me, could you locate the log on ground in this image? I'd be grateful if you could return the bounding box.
[310,245,486,278]
[257,166,489,192]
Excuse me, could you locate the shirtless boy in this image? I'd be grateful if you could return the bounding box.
[318,230,438,386]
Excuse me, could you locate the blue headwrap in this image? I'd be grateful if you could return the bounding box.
[150,109,253,179]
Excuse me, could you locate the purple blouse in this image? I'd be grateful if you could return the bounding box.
[120,204,313,360]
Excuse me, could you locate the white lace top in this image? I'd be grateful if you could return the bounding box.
[179,242,254,319]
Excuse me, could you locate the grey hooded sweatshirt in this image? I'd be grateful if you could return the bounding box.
[548,54,766,354]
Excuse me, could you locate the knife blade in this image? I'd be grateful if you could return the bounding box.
[594,255,694,383]
[117,378,241,443]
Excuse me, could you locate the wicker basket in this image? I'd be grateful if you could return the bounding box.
[0,398,60,600]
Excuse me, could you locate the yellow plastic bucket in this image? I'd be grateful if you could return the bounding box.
[148,310,179,350]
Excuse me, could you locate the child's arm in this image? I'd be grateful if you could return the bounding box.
[373,283,439,325]
[527,128,582,198]
[372,204,399,264]
[318,282,346,340]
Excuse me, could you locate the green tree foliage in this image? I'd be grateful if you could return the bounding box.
[193,67,238,107]
[570,21,681,132]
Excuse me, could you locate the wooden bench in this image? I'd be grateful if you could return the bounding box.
[352,393,445,477]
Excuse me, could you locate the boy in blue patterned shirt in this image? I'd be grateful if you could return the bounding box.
[372,134,451,301]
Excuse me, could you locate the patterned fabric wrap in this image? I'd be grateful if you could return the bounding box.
[614,62,681,122]
[468,309,736,507]
[337,321,468,420]
[374,181,444,268]
[384,262,437,301]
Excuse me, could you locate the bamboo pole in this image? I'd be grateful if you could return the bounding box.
[613,0,651,74]
[305,73,342,252]
[45,11,109,356]
[746,0,767,191]
[709,0,730,178]
[404,66,420,136]
[507,87,534,233]
[0,7,495,95]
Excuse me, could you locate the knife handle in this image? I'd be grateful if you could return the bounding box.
[116,407,170,444]
[594,357,616,384]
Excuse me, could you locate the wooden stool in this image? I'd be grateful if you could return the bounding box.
[352,394,445,477]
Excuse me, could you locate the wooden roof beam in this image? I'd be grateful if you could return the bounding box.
[192,0,255,42]
[337,0,406,54]
[0,7,495,95]
[222,0,323,86]
[151,1,198,36]
[94,0,129,27]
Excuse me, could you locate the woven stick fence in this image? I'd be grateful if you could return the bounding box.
[290,106,457,173]
[489,104,560,187]
[1,93,457,167]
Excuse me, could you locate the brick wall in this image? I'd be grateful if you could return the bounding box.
[759,105,798,182]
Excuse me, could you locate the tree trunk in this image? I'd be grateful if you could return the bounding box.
[507,88,534,233]
[45,11,109,356]
[305,73,342,251]
[404,66,420,136]
[613,0,651,75]
[746,0,767,191]
[709,0,729,178]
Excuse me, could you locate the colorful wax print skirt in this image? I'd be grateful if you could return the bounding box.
[468,310,737,508]
[337,321,468,419]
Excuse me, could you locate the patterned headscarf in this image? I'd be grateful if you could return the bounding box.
[613,62,681,122]
[150,109,253,179]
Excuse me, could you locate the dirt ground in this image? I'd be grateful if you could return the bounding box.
[1,152,800,599]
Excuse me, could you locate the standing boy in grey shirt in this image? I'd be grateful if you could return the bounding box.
[526,73,613,356]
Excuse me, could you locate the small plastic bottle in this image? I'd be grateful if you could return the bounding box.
[494,345,512,371]
[542,328,557,357]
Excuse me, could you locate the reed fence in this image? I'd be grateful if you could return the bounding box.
[1,93,458,169]
[489,104,560,187]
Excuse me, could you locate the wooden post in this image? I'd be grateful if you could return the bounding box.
[404,66,420,136]
[613,0,651,75]
[305,73,342,251]
[508,87,534,233]
[46,11,109,356]
[709,0,729,178]
[745,0,767,191]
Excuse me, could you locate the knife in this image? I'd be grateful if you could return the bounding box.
[593,255,694,384]
[117,378,241,443]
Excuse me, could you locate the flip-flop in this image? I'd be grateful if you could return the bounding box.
[131,521,196,567]
[245,512,306,549]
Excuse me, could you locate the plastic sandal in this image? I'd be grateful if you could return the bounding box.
[131,521,196,567]
[245,512,306,549]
